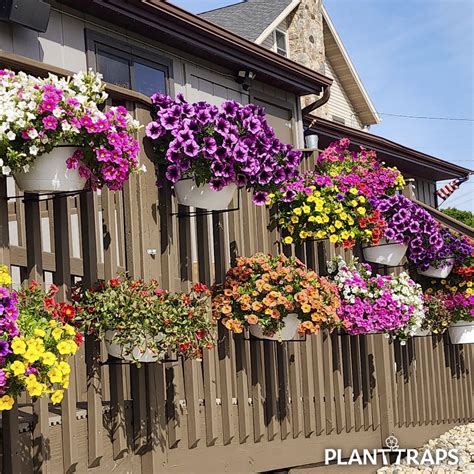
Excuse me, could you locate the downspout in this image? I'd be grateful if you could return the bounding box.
[302,85,331,143]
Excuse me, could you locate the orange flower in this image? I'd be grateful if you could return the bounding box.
[246,314,259,325]
[271,309,281,319]
[301,303,311,314]
[240,302,251,311]
[221,304,232,315]
[252,301,263,312]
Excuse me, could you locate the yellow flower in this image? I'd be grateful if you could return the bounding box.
[357,207,366,216]
[57,361,71,375]
[293,207,302,216]
[34,329,46,338]
[358,196,366,203]
[291,216,299,224]
[0,395,14,411]
[299,231,307,240]
[23,349,40,363]
[26,381,45,398]
[329,225,336,233]
[301,303,311,313]
[57,341,72,355]
[10,361,26,376]
[350,200,358,207]
[466,282,472,288]
[63,324,75,337]
[11,337,26,355]
[467,288,473,295]
[48,367,63,384]
[316,230,326,239]
[52,328,63,341]
[441,279,447,285]
[329,235,338,244]
[340,212,348,220]
[0,265,12,286]
[349,187,358,195]
[283,236,293,245]
[334,220,343,229]
[51,390,64,405]
[62,375,70,389]
[41,351,57,366]
[307,195,315,203]
[315,216,323,224]
[302,205,311,214]
[341,231,350,240]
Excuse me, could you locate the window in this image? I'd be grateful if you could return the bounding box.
[274,29,288,57]
[332,115,346,125]
[87,31,171,96]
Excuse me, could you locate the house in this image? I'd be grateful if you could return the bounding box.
[200,0,472,209]
[0,1,472,473]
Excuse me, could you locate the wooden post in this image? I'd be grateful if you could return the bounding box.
[0,178,20,474]
[24,193,49,472]
[53,194,78,472]
[80,191,104,467]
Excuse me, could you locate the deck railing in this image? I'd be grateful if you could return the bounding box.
[0,55,472,474]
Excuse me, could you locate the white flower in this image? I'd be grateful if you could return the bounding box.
[28,128,38,139]
[22,164,30,173]
[29,145,39,156]
[2,166,11,175]
[6,131,15,141]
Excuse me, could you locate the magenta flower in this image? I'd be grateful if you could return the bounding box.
[42,116,58,130]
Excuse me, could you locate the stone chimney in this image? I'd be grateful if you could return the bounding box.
[287,0,328,117]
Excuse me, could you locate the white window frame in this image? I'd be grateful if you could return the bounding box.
[273,28,289,57]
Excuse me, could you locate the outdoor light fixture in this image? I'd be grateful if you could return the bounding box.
[304,133,319,149]
[236,70,256,91]
[0,0,51,33]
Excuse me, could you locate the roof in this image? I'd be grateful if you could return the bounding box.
[199,0,295,42]
[56,0,331,96]
[322,7,380,126]
[307,116,472,181]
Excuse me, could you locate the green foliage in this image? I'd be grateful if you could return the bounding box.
[442,207,474,228]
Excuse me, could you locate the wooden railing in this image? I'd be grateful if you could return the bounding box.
[0,55,472,474]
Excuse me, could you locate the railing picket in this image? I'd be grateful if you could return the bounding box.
[322,329,335,434]
[277,343,291,440]
[25,193,50,473]
[312,332,325,435]
[341,335,354,433]
[53,194,78,471]
[80,191,104,467]
[300,338,315,437]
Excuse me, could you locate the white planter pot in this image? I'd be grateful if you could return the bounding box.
[448,321,474,344]
[418,259,454,279]
[174,178,237,210]
[362,238,408,266]
[105,330,164,363]
[14,146,87,193]
[249,313,301,341]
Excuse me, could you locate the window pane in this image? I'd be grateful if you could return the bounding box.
[275,31,286,51]
[97,49,131,89]
[134,62,166,96]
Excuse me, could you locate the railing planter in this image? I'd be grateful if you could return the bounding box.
[174,178,237,210]
[362,238,408,266]
[249,313,300,341]
[448,321,474,344]
[14,145,87,193]
[418,258,454,279]
[105,330,164,362]
[413,327,431,337]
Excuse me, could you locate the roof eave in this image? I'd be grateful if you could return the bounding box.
[307,116,472,180]
[322,6,380,126]
[56,0,332,96]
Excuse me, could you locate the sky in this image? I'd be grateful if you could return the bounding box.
[172,0,474,212]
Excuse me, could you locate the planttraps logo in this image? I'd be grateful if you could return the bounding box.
[324,434,460,466]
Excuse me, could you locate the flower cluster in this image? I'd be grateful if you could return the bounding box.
[376,195,443,270]
[428,228,473,269]
[421,291,453,334]
[146,93,302,204]
[212,253,341,337]
[0,278,82,411]
[0,69,141,190]
[73,277,216,362]
[268,139,404,246]
[328,257,423,340]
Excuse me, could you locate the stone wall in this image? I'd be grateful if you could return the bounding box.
[287,0,328,118]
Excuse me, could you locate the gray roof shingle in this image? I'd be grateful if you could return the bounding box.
[198,0,292,42]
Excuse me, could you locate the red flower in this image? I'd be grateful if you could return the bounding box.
[43,297,56,310]
[196,329,206,339]
[75,332,84,346]
[183,295,191,306]
[109,278,120,287]
[49,283,59,295]
[179,342,190,353]
[30,280,39,290]
[154,289,165,296]
[193,283,208,293]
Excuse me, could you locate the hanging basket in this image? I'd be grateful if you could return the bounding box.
[418,258,454,279]
[174,178,237,210]
[249,313,301,341]
[362,237,408,266]
[105,330,164,363]
[448,321,474,344]
[14,145,87,193]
